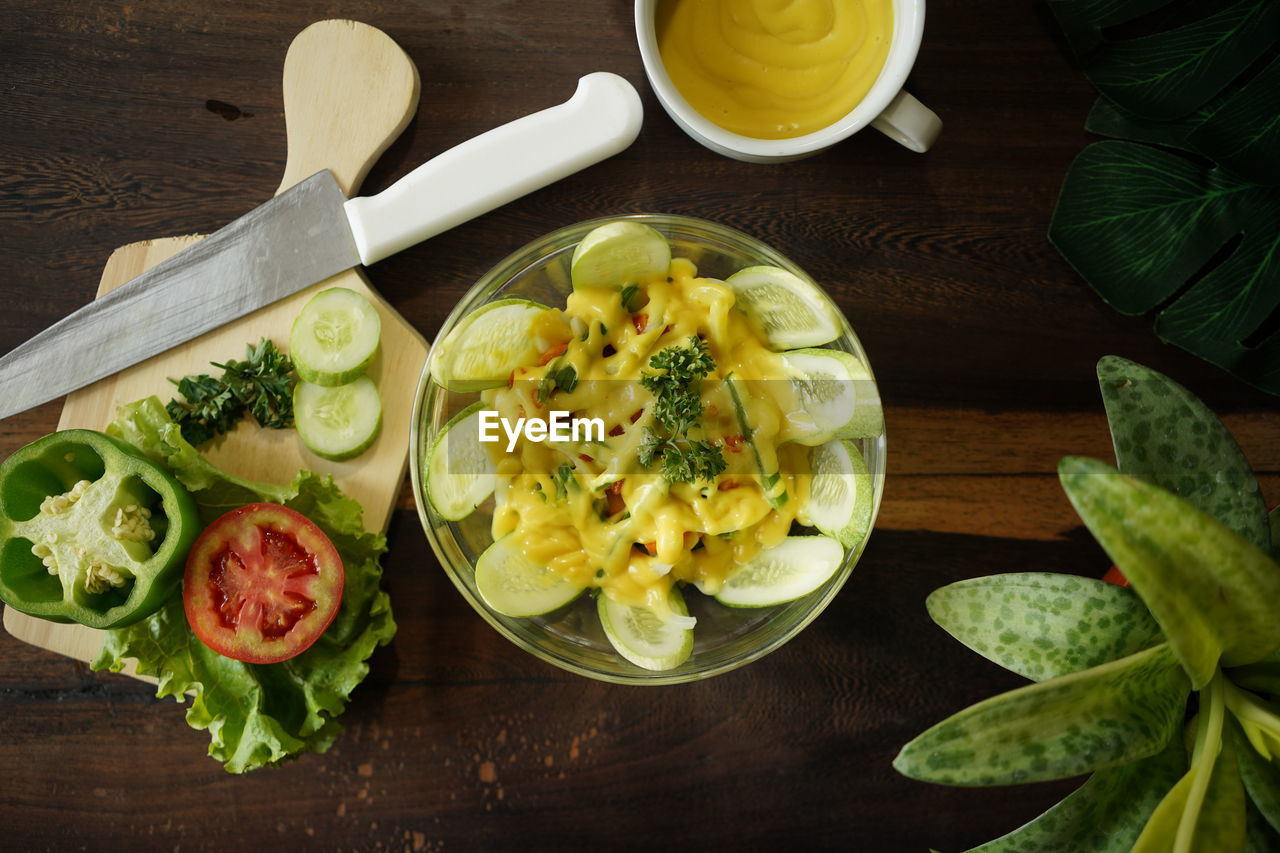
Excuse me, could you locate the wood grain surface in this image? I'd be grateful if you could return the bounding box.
[0,2,1275,852]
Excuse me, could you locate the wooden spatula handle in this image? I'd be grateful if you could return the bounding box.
[276,20,420,198]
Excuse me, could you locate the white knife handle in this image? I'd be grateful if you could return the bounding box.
[343,71,643,266]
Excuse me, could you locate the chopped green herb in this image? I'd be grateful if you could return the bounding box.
[637,336,725,484]
[620,284,642,312]
[166,339,296,446]
[552,464,579,502]
[537,363,579,404]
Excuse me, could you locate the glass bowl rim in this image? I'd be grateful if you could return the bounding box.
[409,212,886,685]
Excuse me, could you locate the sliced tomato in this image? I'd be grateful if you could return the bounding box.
[183,502,344,664]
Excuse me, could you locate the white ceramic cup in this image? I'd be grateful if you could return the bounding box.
[634,0,942,163]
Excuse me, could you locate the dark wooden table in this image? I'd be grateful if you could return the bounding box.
[1,2,1275,851]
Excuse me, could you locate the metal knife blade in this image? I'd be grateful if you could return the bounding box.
[0,174,357,419]
[0,71,643,420]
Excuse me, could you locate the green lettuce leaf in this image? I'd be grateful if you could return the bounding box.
[91,397,396,772]
[926,572,1162,682]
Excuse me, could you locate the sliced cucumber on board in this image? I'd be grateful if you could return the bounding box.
[294,375,383,461]
[290,287,381,386]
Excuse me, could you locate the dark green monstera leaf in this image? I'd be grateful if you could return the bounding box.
[1047,0,1280,394]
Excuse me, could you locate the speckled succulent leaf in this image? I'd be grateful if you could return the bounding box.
[893,643,1188,787]
[1235,720,1280,835]
[926,572,1162,682]
[964,736,1186,853]
[1132,721,1245,853]
[1097,356,1268,550]
[1059,457,1280,687]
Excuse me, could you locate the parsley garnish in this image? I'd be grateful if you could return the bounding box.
[537,364,578,404]
[620,284,642,312]
[637,336,726,483]
[166,339,296,446]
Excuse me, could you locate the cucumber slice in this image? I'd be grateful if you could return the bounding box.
[426,402,497,520]
[715,536,845,608]
[430,298,553,392]
[598,585,695,671]
[294,376,382,461]
[778,348,884,444]
[723,265,842,350]
[289,287,382,386]
[804,440,874,550]
[570,221,671,290]
[475,535,584,617]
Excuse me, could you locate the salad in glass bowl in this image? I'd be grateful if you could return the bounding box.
[411,214,885,684]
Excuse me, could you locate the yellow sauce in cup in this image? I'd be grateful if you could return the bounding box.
[657,0,893,139]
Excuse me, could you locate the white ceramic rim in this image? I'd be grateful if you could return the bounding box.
[634,0,925,160]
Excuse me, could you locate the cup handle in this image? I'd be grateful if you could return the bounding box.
[871,90,941,153]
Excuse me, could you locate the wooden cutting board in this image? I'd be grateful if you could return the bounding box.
[3,19,428,670]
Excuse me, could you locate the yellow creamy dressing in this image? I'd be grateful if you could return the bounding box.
[481,259,813,610]
[657,0,893,139]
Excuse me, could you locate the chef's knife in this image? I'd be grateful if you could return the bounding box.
[0,72,643,420]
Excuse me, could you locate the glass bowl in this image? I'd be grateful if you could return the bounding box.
[410,214,886,684]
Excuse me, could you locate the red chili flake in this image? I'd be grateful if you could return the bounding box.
[706,404,719,416]
[718,479,741,491]
[662,325,673,335]
[605,481,625,516]
[632,314,648,334]
[629,409,643,424]
[724,434,745,452]
[607,424,624,437]
[578,454,594,463]
[538,342,568,366]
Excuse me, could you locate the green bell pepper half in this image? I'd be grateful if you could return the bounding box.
[0,429,201,629]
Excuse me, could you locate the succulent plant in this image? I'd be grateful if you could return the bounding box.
[895,356,1280,851]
